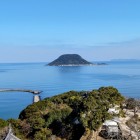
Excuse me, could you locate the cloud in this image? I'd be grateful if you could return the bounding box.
[0,38,139,62]
[106,38,140,47]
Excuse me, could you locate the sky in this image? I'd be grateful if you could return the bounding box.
[0,0,140,62]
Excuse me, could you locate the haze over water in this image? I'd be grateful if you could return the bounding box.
[0,60,139,119]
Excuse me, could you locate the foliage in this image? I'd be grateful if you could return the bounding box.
[0,119,8,140]
[125,98,140,115]
[1,86,124,140]
[0,119,8,128]
[7,119,30,139]
[48,54,92,66]
[126,114,140,133]
[45,108,72,127]
[34,128,52,140]
[126,98,136,109]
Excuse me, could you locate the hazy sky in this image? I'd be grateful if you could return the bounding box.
[0,0,140,62]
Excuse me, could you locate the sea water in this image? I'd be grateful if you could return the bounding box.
[0,61,140,119]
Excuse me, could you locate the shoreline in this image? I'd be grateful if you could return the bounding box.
[48,63,107,66]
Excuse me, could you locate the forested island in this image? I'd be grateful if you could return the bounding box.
[48,54,93,66]
[0,87,129,140]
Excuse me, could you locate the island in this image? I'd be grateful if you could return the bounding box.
[48,54,93,66]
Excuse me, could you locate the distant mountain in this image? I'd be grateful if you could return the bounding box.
[111,59,140,62]
[48,54,93,66]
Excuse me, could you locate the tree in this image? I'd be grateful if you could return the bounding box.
[0,119,8,128]
[28,117,45,130]
[34,128,52,140]
[126,98,140,115]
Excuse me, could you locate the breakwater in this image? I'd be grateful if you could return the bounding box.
[33,95,41,103]
[0,89,42,94]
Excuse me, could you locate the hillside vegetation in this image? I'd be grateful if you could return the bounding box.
[2,87,124,140]
[48,54,92,66]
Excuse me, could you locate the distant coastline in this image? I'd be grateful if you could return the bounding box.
[111,59,140,62]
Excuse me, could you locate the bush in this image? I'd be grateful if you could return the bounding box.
[0,119,8,128]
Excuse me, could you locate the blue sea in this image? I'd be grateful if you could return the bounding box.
[0,61,140,119]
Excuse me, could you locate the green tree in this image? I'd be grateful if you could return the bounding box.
[34,128,52,140]
[0,119,8,128]
[28,117,45,130]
